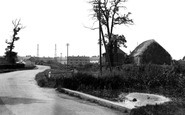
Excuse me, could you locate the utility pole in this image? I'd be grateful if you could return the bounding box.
[66,43,69,69]
[60,53,62,64]
[98,0,102,75]
[37,44,39,57]
[54,44,57,62]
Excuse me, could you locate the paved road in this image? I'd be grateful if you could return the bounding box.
[0,65,123,115]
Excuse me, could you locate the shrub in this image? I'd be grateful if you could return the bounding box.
[35,62,185,115]
[4,51,18,64]
[35,63,185,100]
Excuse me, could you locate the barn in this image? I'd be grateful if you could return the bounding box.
[130,39,172,65]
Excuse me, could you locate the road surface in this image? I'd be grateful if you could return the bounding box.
[0,65,123,115]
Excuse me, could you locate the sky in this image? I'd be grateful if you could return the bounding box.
[0,0,185,60]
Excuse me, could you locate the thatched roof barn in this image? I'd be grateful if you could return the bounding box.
[130,39,172,65]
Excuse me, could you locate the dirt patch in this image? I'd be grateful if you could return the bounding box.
[118,92,170,109]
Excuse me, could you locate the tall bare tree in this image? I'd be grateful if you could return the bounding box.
[90,0,133,68]
[5,19,25,64]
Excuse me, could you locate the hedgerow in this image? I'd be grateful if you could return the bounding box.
[35,62,185,114]
[36,62,185,97]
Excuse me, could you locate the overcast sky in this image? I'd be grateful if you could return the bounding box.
[0,0,185,60]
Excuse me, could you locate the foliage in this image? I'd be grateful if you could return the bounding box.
[90,0,133,67]
[4,51,18,64]
[35,62,185,114]
[71,63,100,72]
[36,62,185,97]
[37,63,185,91]
[35,69,72,88]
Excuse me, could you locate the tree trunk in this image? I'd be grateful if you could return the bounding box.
[107,42,114,67]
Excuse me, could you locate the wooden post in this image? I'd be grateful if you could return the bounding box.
[99,0,102,75]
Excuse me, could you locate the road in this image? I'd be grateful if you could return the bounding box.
[0,65,123,115]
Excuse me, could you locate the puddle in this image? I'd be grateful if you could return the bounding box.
[117,92,170,109]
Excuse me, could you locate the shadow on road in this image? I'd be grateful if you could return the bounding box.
[0,96,45,105]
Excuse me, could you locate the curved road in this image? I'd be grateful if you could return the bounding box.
[0,65,123,115]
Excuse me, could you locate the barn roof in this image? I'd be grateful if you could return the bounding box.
[130,39,156,57]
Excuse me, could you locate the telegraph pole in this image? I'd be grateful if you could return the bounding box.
[60,53,62,64]
[55,44,57,58]
[66,43,69,69]
[37,44,39,57]
[98,0,102,75]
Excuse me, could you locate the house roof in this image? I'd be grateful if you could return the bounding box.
[117,48,127,55]
[103,48,127,55]
[130,39,156,57]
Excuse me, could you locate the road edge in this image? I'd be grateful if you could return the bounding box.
[56,88,131,114]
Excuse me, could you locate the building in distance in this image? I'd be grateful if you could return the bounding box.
[90,56,99,63]
[67,56,90,66]
[18,55,99,65]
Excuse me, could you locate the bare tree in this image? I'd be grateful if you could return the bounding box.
[90,0,133,68]
[5,19,25,64]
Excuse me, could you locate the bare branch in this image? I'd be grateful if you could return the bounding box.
[12,19,16,27]
[84,25,99,30]
[83,19,99,30]
[12,19,25,29]
[17,19,21,26]
[110,0,122,36]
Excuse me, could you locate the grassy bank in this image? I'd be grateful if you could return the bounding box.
[35,62,185,114]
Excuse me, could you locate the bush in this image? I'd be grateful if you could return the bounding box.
[35,69,72,88]
[24,61,36,68]
[35,63,185,99]
[4,51,18,64]
[35,62,185,115]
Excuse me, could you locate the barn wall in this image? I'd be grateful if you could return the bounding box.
[142,42,172,65]
[133,56,142,65]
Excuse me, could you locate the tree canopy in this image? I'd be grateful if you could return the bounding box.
[90,0,133,67]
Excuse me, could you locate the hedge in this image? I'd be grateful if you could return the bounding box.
[0,63,25,69]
